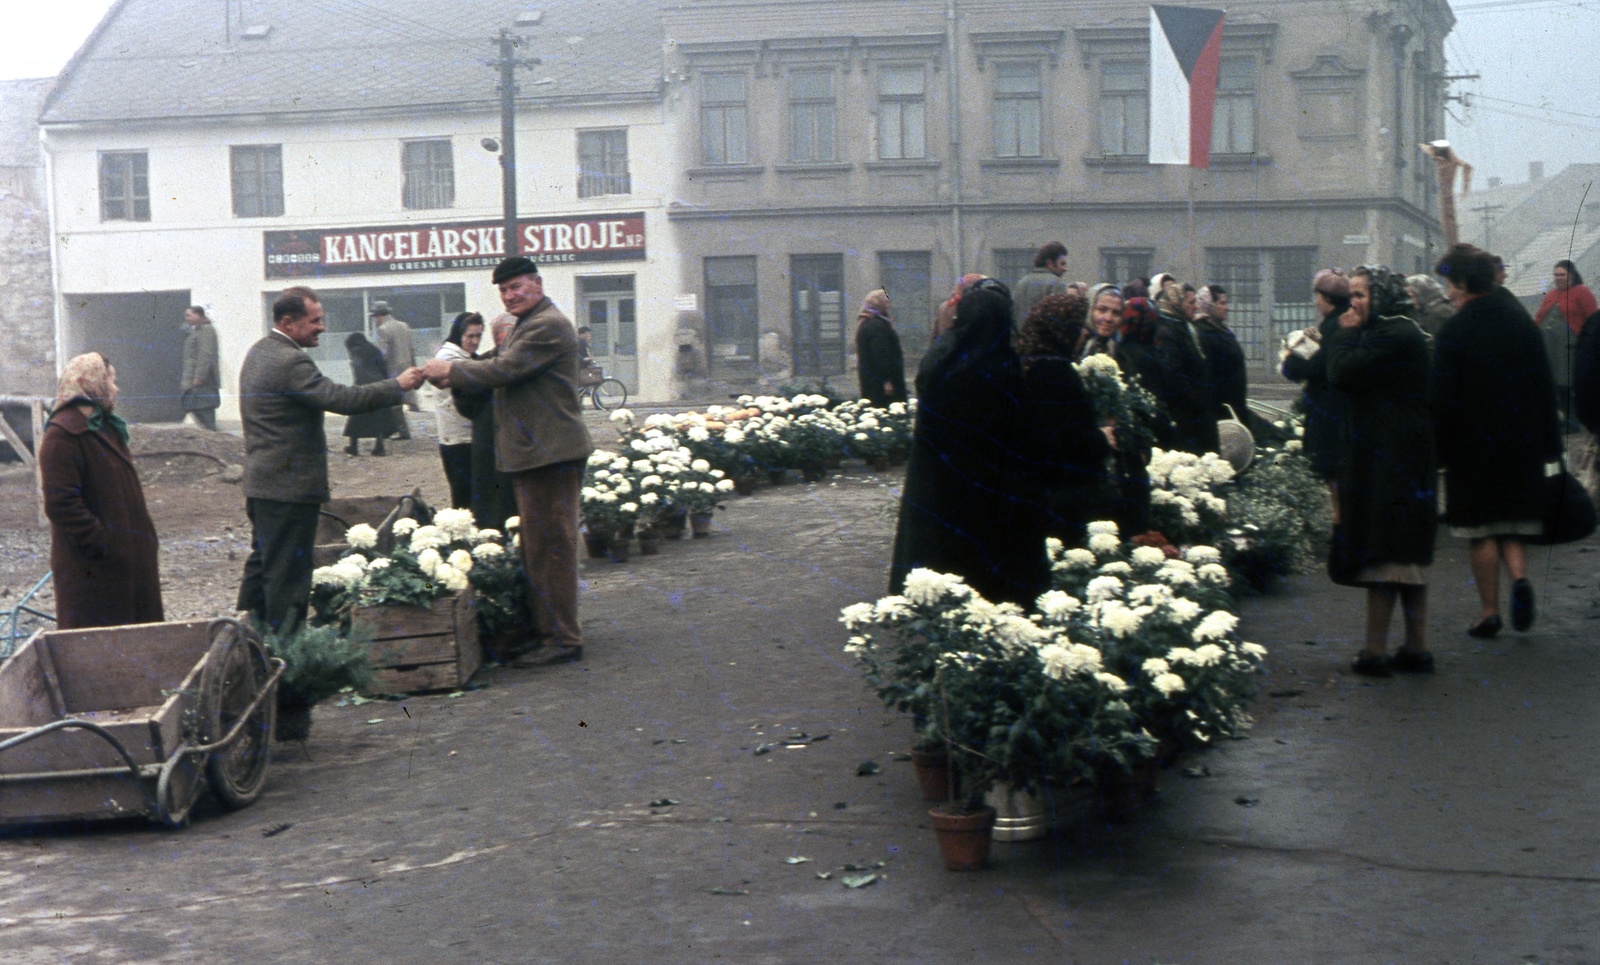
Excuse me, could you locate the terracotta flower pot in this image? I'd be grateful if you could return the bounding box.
[1098,758,1161,822]
[929,805,996,871]
[767,469,789,486]
[637,533,661,555]
[910,747,953,802]
[662,511,686,540]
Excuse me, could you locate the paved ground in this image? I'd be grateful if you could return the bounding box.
[3,407,1599,964]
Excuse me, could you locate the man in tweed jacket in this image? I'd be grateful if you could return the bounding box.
[237,285,424,633]
[423,257,593,666]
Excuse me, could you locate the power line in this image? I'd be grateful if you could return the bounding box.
[1472,93,1600,121]
[1469,101,1600,133]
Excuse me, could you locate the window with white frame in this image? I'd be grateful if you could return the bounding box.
[701,73,749,165]
[993,61,1043,158]
[231,144,284,218]
[577,129,631,198]
[402,139,454,210]
[788,70,837,163]
[877,66,926,160]
[1099,61,1148,157]
[100,151,150,221]
[1214,58,1257,155]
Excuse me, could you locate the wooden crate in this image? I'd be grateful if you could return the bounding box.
[353,588,482,695]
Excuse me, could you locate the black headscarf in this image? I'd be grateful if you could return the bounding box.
[1356,265,1417,322]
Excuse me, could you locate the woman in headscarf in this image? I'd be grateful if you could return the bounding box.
[343,332,404,456]
[854,289,907,407]
[431,312,484,507]
[1283,269,1352,486]
[1193,284,1248,424]
[39,353,164,629]
[1406,273,1454,337]
[1148,274,1216,454]
[1431,244,1562,638]
[890,282,1046,605]
[1534,260,1598,428]
[929,272,986,345]
[1015,292,1112,546]
[1077,284,1124,361]
[1325,266,1437,676]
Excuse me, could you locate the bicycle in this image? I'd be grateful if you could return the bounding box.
[578,364,628,411]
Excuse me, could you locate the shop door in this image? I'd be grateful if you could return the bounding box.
[791,254,845,377]
[578,275,637,391]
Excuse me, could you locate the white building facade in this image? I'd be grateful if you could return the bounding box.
[40,0,677,422]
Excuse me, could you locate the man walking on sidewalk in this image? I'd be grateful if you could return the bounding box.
[422,257,593,666]
[180,306,221,430]
[373,300,419,429]
[237,286,425,634]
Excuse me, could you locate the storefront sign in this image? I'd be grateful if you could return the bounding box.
[264,212,646,279]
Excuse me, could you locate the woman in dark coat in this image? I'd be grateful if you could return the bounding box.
[854,289,907,407]
[1325,266,1437,676]
[1015,292,1113,547]
[1432,244,1563,637]
[343,332,405,455]
[1193,284,1249,423]
[889,283,1045,606]
[1149,276,1218,455]
[40,353,164,630]
[1282,269,1352,482]
[454,315,518,532]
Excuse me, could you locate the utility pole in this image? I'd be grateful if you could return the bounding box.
[490,29,540,257]
[1471,202,1504,252]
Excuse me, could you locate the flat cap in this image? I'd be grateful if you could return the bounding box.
[493,256,539,285]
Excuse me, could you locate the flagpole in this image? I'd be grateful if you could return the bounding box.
[1186,166,1198,282]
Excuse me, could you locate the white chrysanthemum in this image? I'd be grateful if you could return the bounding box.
[367,557,392,570]
[1152,672,1187,696]
[1098,603,1143,638]
[843,634,870,656]
[715,479,735,492]
[695,481,713,493]
[1129,545,1167,567]
[1285,439,1304,452]
[839,602,877,629]
[1184,545,1223,565]
[1045,537,1064,557]
[504,516,520,531]
[581,486,601,501]
[1085,575,1124,603]
[1078,353,1122,377]
[312,566,345,588]
[873,595,912,621]
[416,548,442,578]
[709,469,726,479]
[1088,532,1121,556]
[1038,642,1102,679]
[631,460,653,472]
[691,459,712,473]
[1095,672,1129,693]
[434,562,469,592]
[1192,643,1226,666]
[1198,563,1231,586]
[994,616,1049,652]
[723,428,747,444]
[1193,611,1239,642]
[408,525,449,552]
[392,517,419,538]
[902,569,970,606]
[620,502,639,515]
[1098,561,1133,577]
[1167,646,1200,665]
[640,492,659,505]
[587,451,616,467]
[447,548,474,574]
[1087,520,1120,537]
[471,542,505,561]
[610,458,630,471]
[434,508,476,540]
[612,479,634,495]
[1036,590,1082,621]
[1166,598,1203,623]
[609,408,634,425]
[1142,657,1170,675]
[345,523,378,549]
[1242,641,1268,658]
[1058,548,1098,570]
[1128,583,1173,606]
[1156,560,1198,585]
[685,425,709,442]
[474,528,501,544]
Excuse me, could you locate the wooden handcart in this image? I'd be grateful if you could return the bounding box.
[0,618,282,828]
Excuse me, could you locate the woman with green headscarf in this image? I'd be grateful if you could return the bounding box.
[39,352,164,629]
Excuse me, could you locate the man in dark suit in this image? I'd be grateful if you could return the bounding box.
[423,257,593,666]
[237,285,425,634]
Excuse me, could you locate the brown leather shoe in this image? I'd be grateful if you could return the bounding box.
[511,645,582,668]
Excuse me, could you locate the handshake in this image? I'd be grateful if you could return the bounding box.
[393,359,455,391]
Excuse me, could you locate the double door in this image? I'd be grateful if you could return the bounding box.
[579,275,637,391]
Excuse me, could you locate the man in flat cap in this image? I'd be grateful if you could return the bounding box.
[423,257,593,666]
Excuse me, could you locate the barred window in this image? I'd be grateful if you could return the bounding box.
[231,144,284,217]
[100,151,150,222]
[1099,61,1148,157]
[789,70,837,163]
[578,129,631,198]
[402,139,455,210]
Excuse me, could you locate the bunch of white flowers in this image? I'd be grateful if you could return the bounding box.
[345,523,379,549]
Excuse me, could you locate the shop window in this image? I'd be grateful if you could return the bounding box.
[100,151,150,222]
[705,256,759,364]
[231,144,284,217]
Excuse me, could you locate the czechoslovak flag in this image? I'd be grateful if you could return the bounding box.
[1149,4,1227,168]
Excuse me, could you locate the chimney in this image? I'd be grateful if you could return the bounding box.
[1529,161,1545,182]
[1488,176,1503,188]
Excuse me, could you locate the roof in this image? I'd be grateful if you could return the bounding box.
[0,79,51,167]
[1503,222,1600,298]
[41,0,664,126]
[1458,163,1600,260]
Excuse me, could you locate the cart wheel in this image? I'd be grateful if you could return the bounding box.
[156,751,204,828]
[197,621,276,809]
[593,378,628,411]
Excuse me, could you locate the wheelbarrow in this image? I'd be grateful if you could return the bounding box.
[0,617,283,828]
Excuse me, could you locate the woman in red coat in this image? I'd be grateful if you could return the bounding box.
[1533,260,1597,426]
[39,353,164,629]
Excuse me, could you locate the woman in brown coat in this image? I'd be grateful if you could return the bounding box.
[40,353,164,629]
